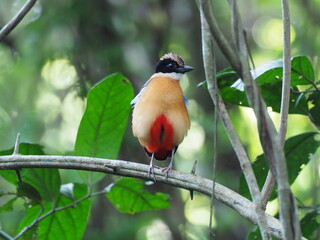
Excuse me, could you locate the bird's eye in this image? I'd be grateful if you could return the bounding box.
[166,63,175,70]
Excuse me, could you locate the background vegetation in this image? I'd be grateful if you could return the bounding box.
[0,0,319,239]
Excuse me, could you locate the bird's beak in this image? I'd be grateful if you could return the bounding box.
[176,65,194,73]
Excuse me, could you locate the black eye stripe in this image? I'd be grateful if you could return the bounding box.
[155,59,181,73]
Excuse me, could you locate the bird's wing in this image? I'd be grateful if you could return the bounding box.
[183,96,188,105]
[130,79,151,108]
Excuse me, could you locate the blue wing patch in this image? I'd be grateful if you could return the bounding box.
[130,79,151,108]
[183,96,188,105]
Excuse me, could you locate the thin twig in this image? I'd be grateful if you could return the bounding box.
[14,188,107,239]
[0,0,38,41]
[291,68,320,91]
[209,103,218,239]
[0,154,293,239]
[277,0,301,238]
[203,27,218,240]
[0,230,14,240]
[13,133,20,155]
[13,133,23,186]
[14,202,45,240]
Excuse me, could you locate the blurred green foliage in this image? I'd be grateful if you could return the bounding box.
[0,0,319,239]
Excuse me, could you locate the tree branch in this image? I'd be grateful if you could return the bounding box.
[197,0,271,238]
[278,0,301,238]
[226,1,301,239]
[197,0,242,74]
[261,0,294,209]
[0,0,38,41]
[197,0,302,238]
[0,154,289,239]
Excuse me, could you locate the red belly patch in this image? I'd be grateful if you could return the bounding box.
[145,114,174,160]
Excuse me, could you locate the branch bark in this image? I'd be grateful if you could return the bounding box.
[0,0,38,41]
[262,0,294,209]
[198,0,242,74]
[197,0,271,239]
[0,154,288,239]
[196,0,302,239]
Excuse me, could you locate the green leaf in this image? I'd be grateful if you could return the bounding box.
[291,56,315,85]
[17,182,42,203]
[74,73,133,184]
[75,73,133,158]
[239,132,320,201]
[308,91,320,129]
[21,223,38,240]
[0,142,45,156]
[22,169,61,201]
[301,210,320,240]
[17,183,91,240]
[218,56,313,115]
[0,143,61,201]
[0,197,18,212]
[105,177,170,214]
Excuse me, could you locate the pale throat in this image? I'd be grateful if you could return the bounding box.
[151,72,184,81]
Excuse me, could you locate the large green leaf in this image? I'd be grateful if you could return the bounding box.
[17,183,91,240]
[0,143,61,201]
[239,132,320,201]
[301,210,320,240]
[75,73,133,158]
[74,73,133,184]
[218,56,313,115]
[21,169,61,201]
[105,177,170,213]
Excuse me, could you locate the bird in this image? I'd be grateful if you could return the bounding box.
[131,53,193,180]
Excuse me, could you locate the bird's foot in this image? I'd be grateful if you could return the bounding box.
[148,164,160,182]
[161,166,172,179]
[161,150,174,179]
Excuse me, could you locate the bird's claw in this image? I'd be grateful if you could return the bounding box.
[161,166,172,179]
[148,166,156,182]
[148,165,160,182]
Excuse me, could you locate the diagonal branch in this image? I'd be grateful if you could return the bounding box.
[0,154,291,239]
[196,0,302,238]
[261,0,294,209]
[0,0,38,41]
[196,1,271,239]
[198,0,242,74]
[226,1,301,239]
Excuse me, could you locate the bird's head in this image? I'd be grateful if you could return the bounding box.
[154,53,193,75]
